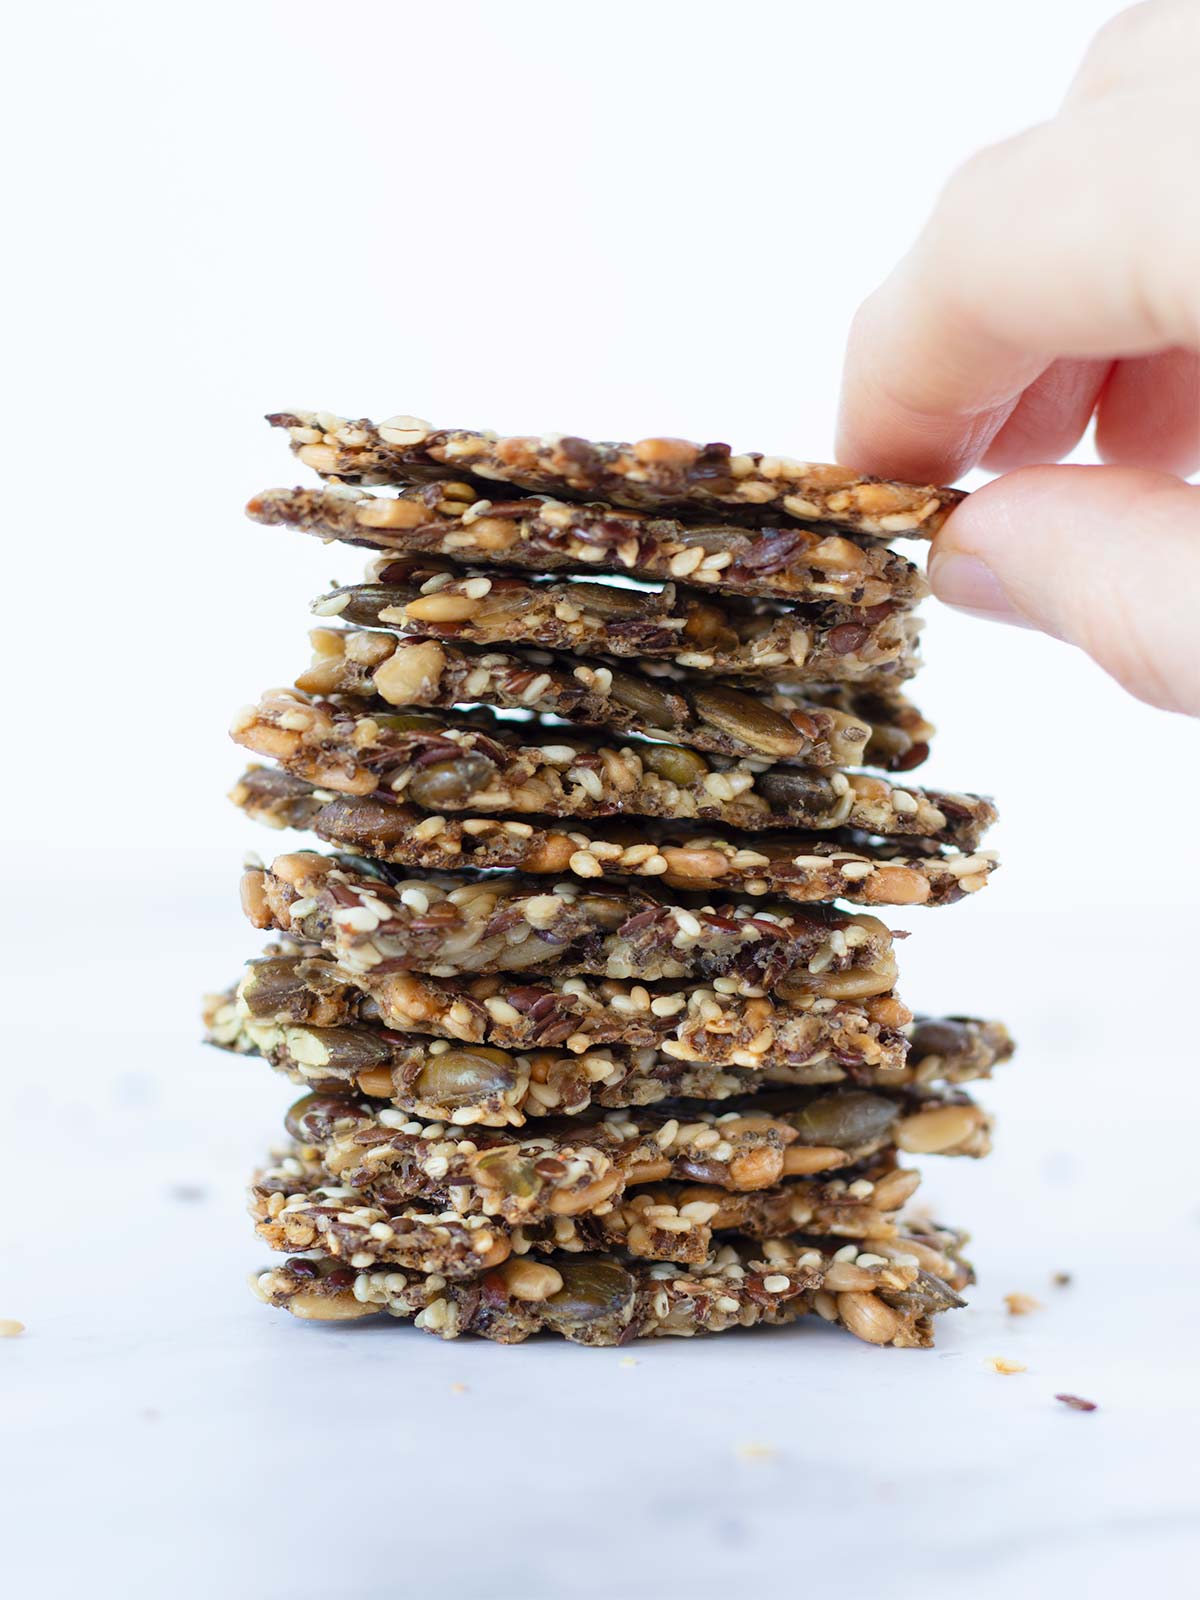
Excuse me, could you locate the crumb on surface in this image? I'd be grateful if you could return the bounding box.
[449,1382,468,1395]
[735,1442,778,1462]
[1055,1393,1097,1412]
[988,1357,1027,1375]
[1004,1293,1042,1317]
[0,1320,24,1338]
[619,1356,639,1368]
[1052,1271,1072,1287]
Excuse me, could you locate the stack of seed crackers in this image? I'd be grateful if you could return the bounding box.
[204,410,1011,1349]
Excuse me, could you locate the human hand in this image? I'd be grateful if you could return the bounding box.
[837,0,1200,714]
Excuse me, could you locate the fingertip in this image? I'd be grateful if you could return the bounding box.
[931,465,1067,633]
[835,271,1027,485]
[835,375,997,487]
[834,293,897,474]
[927,549,1037,629]
[930,464,1200,713]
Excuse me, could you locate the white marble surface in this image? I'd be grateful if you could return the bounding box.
[4,877,1199,1600]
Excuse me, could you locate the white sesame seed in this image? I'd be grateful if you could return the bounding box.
[668,547,705,578]
[333,904,380,932]
[520,674,552,704]
[838,857,876,883]
[483,997,522,1026]
[573,767,605,801]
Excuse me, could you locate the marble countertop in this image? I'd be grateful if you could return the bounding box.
[4,877,1197,1599]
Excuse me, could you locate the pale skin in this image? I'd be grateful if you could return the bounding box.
[837,0,1200,715]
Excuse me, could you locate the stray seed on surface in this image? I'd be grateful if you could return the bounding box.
[735,1442,778,1462]
[1055,1393,1097,1412]
[1004,1293,1042,1317]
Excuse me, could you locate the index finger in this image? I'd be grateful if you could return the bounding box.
[835,110,1197,482]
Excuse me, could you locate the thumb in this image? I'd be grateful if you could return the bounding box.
[928,464,1200,715]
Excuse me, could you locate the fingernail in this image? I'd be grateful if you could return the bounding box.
[928,552,1033,627]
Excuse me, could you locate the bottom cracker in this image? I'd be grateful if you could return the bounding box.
[252,1225,970,1347]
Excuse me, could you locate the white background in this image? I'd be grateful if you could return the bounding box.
[3,2,1199,1596]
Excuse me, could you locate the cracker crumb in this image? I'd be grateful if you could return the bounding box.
[1052,1271,1072,1287]
[988,1357,1027,1375]
[0,1320,25,1337]
[1004,1293,1042,1317]
[1055,1393,1097,1412]
[618,1356,639,1369]
[735,1442,778,1462]
[449,1382,468,1395]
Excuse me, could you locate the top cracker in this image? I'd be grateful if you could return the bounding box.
[269,410,963,537]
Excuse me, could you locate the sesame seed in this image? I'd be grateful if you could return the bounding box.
[668,547,705,577]
[333,904,380,933]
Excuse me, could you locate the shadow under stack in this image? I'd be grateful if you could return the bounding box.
[204,411,1012,1348]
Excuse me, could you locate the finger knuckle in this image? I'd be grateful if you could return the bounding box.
[1074,1,1170,97]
